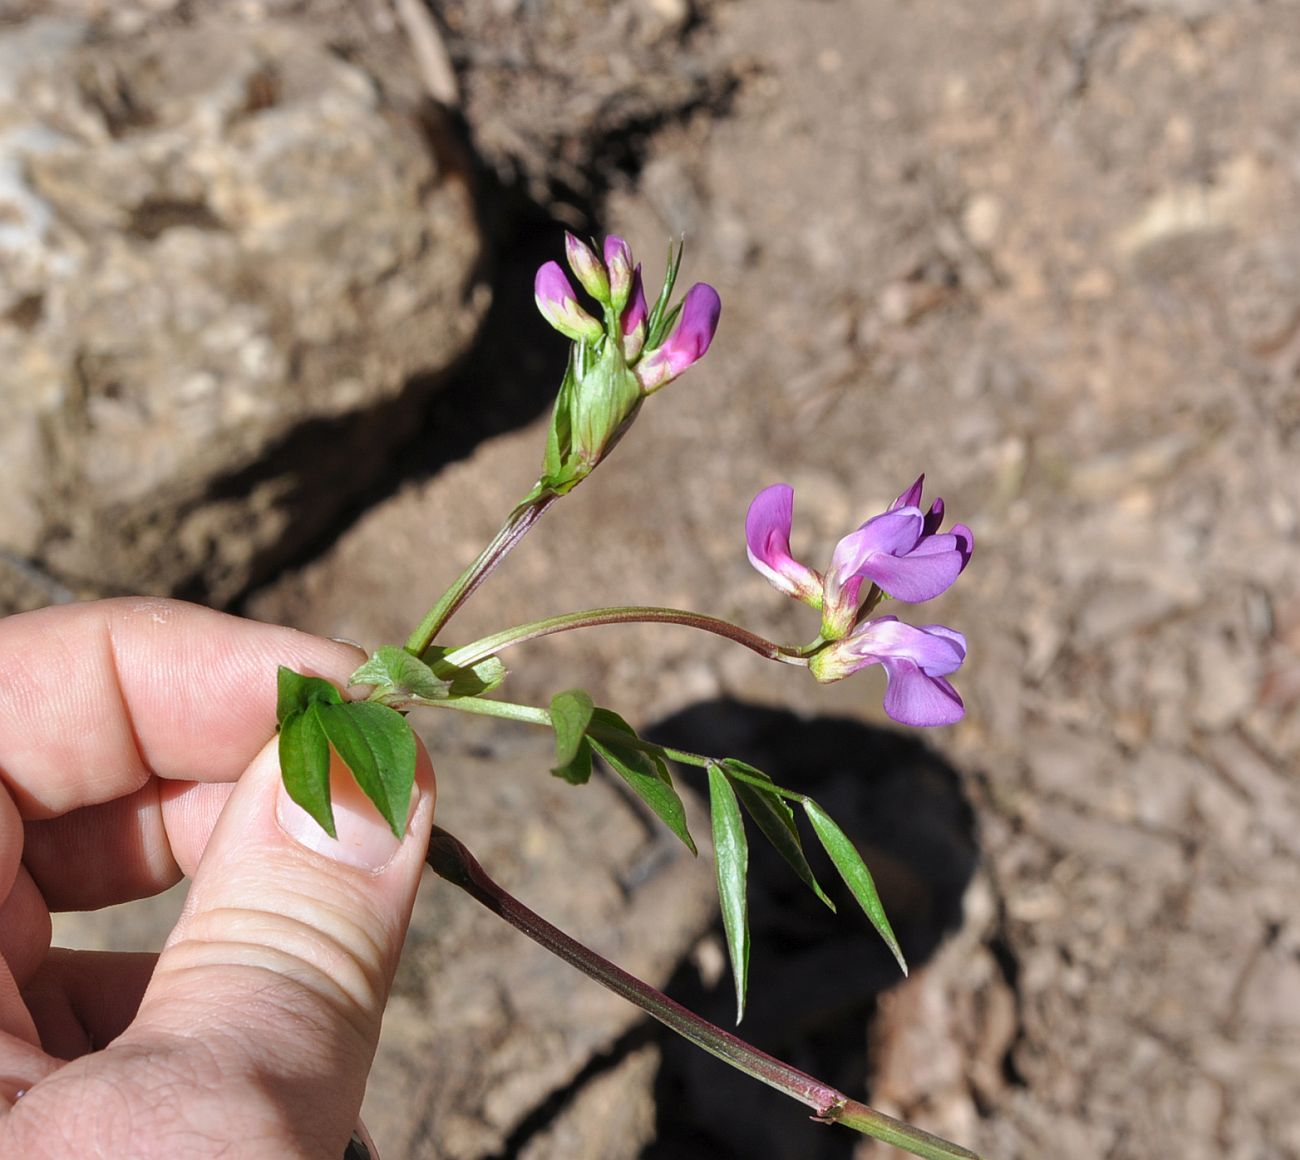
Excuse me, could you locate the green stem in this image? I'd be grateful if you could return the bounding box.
[426,826,984,1160]
[429,695,713,766]
[441,607,808,670]
[428,695,821,809]
[405,493,558,656]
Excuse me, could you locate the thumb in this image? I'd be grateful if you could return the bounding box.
[125,735,436,1155]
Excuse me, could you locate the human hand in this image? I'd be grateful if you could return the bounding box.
[0,599,436,1158]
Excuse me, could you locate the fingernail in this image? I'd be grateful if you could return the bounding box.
[277,769,419,873]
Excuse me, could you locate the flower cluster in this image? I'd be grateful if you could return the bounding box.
[746,477,972,726]
[535,234,722,395]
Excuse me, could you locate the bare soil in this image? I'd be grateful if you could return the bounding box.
[48,1,1300,1157]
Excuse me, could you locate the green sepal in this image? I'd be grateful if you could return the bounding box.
[708,762,750,1023]
[646,239,684,348]
[315,701,417,838]
[279,703,335,837]
[276,665,343,724]
[551,689,595,769]
[588,708,696,854]
[541,355,578,487]
[424,647,507,698]
[719,758,835,912]
[350,646,452,704]
[803,800,907,975]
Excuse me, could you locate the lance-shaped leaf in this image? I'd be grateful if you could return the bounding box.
[315,701,417,838]
[708,762,750,1023]
[719,759,834,912]
[350,646,452,705]
[279,703,335,837]
[589,708,695,854]
[803,800,907,975]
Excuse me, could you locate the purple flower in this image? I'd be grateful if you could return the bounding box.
[535,261,604,343]
[745,477,972,725]
[809,617,967,727]
[746,484,823,606]
[746,477,973,638]
[816,477,971,638]
[635,283,723,393]
[620,265,648,361]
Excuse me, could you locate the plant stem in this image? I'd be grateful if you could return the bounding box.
[440,606,808,671]
[405,493,558,656]
[425,826,984,1160]
[428,695,711,768]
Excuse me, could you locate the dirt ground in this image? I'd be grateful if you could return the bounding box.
[33,0,1300,1157]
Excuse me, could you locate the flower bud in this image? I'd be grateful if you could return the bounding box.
[535,261,605,343]
[634,283,722,393]
[604,236,635,313]
[620,265,648,362]
[565,232,611,305]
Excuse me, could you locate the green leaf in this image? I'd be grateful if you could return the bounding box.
[591,736,695,854]
[424,647,507,698]
[720,759,835,912]
[276,666,343,724]
[552,735,594,786]
[315,701,417,838]
[803,800,907,975]
[588,709,695,854]
[551,689,595,769]
[279,705,335,838]
[350,646,451,704]
[708,762,750,1023]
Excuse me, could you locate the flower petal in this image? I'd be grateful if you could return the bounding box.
[534,261,603,342]
[620,265,648,361]
[880,664,965,727]
[891,475,926,511]
[745,484,821,605]
[635,283,722,392]
[847,617,966,675]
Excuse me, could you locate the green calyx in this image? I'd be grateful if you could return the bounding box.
[540,339,643,494]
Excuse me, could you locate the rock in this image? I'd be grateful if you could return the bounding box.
[0,8,485,608]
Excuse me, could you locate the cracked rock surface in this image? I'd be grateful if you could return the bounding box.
[0,3,485,603]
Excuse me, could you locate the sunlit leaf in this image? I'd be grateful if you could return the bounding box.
[588,708,694,853]
[804,800,907,975]
[316,701,417,838]
[350,647,451,703]
[708,762,750,1022]
[720,759,834,912]
[278,705,335,837]
[276,666,343,724]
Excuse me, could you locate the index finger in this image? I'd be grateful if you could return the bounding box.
[0,599,365,907]
[0,598,364,820]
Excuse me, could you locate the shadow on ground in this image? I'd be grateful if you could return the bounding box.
[638,699,980,1160]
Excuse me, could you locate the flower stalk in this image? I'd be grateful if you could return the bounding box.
[426,826,984,1160]
[404,493,558,657]
[440,605,809,671]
